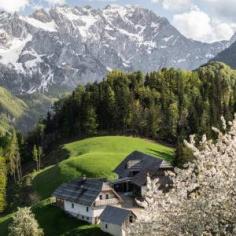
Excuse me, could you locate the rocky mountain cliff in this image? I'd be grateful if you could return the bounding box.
[0,4,234,95]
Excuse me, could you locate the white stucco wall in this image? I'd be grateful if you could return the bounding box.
[64,200,106,223]
[100,221,126,236]
[95,191,116,201]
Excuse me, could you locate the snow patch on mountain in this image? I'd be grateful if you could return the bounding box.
[163,35,174,42]
[0,34,32,65]
[0,5,234,95]
[20,16,57,32]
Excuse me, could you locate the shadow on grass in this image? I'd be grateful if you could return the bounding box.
[33,203,108,236]
[65,226,110,236]
[32,146,73,199]
[32,165,64,199]
[0,202,109,236]
[0,215,12,236]
[147,148,174,162]
[44,145,70,167]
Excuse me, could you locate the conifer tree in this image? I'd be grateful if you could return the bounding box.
[32,145,39,171]
[6,130,22,182]
[0,156,7,212]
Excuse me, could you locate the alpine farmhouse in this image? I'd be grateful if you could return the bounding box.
[53,178,123,224]
[53,151,173,235]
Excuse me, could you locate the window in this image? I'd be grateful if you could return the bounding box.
[71,203,74,208]
[106,194,109,199]
[129,216,133,223]
[82,216,84,219]
[87,217,89,220]
[86,207,89,212]
[99,195,103,200]
[105,224,108,229]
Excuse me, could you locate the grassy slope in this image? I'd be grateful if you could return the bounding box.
[0,87,27,119]
[0,136,174,236]
[33,136,174,199]
[0,88,58,133]
[0,86,28,134]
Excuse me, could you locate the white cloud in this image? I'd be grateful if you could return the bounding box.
[172,7,235,43]
[0,0,29,12]
[152,0,192,12]
[201,0,236,20]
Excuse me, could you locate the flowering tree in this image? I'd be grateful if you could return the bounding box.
[129,116,236,235]
[9,207,44,236]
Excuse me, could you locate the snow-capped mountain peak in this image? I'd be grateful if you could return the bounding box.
[0,5,233,95]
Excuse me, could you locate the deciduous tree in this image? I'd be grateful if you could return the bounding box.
[9,207,43,236]
[130,116,236,235]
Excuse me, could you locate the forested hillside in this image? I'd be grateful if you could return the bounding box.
[213,41,236,68]
[0,87,27,134]
[1,61,236,234]
[28,62,236,164]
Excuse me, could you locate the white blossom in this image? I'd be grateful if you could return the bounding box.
[129,116,236,236]
[8,207,44,236]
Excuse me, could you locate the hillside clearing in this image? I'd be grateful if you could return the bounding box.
[33,136,174,199]
[0,136,174,236]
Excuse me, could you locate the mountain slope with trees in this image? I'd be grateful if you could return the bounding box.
[0,86,27,133]
[213,41,236,68]
[30,62,236,164]
[0,85,57,133]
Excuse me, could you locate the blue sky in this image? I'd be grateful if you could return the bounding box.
[0,0,236,43]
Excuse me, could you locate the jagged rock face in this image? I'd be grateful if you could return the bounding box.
[0,5,233,95]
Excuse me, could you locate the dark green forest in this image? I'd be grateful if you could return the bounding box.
[27,62,236,164]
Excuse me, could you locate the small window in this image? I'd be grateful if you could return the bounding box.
[87,217,89,220]
[99,195,103,200]
[86,207,89,212]
[106,194,109,199]
[82,216,84,219]
[105,224,108,229]
[129,216,133,223]
[71,203,74,208]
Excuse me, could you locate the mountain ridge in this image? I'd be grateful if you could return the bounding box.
[212,41,236,69]
[0,4,234,95]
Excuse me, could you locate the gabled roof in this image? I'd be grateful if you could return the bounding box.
[113,151,172,184]
[53,178,120,206]
[100,206,136,226]
[131,165,172,187]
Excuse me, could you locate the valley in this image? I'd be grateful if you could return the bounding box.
[0,2,236,236]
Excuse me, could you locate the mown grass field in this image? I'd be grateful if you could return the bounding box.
[33,136,174,199]
[0,136,174,236]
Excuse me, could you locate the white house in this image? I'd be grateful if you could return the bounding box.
[100,205,137,236]
[53,178,123,224]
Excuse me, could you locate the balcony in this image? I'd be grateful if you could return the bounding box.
[94,198,120,206]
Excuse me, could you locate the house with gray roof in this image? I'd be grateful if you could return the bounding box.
[100,205,137,236]
[52,151,172,228]
[113,151,173,197]
[53,177,123,224]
